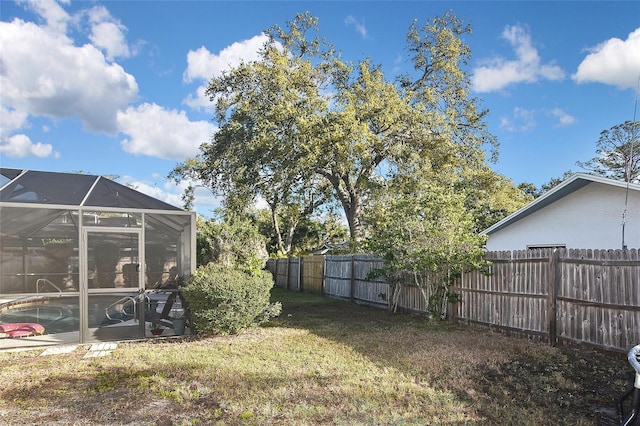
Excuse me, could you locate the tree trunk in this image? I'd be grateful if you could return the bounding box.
[283,221,297,255]
[321,171,365,243]
[343,196,363,242]
[271,207,288,256]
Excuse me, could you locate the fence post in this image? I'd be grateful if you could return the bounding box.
[321,255,326,296]
[285,257,290,291]
[299,256,303,293]
[275,258,281,288]
[350,255,356,303]
[548,248,560,347]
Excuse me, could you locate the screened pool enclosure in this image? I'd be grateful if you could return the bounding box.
[0,168,196,350]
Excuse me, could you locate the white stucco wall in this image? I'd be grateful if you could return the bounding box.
[485,182,640,251]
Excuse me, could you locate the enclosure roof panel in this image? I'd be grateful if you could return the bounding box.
[0,168,182,211]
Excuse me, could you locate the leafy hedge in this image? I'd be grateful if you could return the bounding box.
[182,264,281,335]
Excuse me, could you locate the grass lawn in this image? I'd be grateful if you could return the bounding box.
[0,288,632,425]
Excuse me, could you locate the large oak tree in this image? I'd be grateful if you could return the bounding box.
[171,12,504,244]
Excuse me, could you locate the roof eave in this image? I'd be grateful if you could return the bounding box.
[481,173,640,236]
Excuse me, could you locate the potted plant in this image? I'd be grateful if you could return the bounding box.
[150,322,164,336]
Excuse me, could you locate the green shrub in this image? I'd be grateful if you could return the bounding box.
[182,264,281,335]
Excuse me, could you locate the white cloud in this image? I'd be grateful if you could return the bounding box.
[499,117,514,132]
[0,106,30,137]
[500,106,576,132]
[0,134,58,159]
[2,1,213,165]
[0,17,138,134]
[391,53,404,74]
[117,103,216,160]
[499,107,536,132]
[122,177,184,209]
[182,34,270,110]
[86,5,132,60]
[472,24,565,93]
[17,0,70,34]
[90,21,130,60]
[345,15,367,39]
[549,108,576,127]
[183,34,269,83]
[189,184,223,217]
[253,195,270,211]
[0,104,59,159]
[182,83,215,111]
[126,176,222,216]
[573,28,640,90]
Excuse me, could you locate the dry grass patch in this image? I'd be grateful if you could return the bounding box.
[0,288,632,425]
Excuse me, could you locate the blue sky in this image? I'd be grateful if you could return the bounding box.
[1,1,639,217]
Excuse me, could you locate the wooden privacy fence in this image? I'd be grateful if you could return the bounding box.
[459,248,640,351]
[266,254,433,311]
[265,248,640,352]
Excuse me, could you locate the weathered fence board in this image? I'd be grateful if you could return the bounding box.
[351,255,387,306]
[555,248,640,350]
[324,255,353,299]
[266,258,301,291]
[459,250,551,338]
[457,248,640,351]
[301,255,324,295]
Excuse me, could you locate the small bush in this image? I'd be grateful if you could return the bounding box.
[182,264,281,335]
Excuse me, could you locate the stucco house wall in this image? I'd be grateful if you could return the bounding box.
[483,176,640,251]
